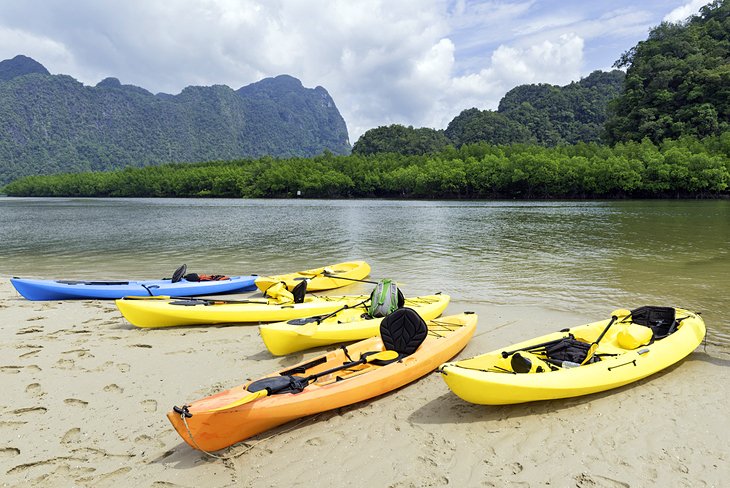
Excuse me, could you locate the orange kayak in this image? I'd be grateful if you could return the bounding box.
[167,312,477,451]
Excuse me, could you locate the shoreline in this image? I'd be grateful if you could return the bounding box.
[1,278,728,487]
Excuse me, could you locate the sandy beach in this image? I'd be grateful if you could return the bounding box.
[1,277,728,487]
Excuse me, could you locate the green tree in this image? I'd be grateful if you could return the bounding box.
[352,124,450,155]
[606,0,730,143]
[445,109,534,147]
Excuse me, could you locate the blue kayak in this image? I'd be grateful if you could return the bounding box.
[10,275,257,301]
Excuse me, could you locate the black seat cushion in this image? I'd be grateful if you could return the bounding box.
[380,307,428,356]
[630,306,676,339]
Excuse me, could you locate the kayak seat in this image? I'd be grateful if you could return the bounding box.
[292,280,307,304]
[630,306,677,340]
[370,307,428,365]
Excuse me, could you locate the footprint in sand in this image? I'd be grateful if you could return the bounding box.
[62,349,94,359]
[141,399,157,413]
[16,326,43,335]
[1,365,23,374]
[55,358,76,370]
[150,482,183,487]
[2,365,42,374]
[0,447,21,458]
[12,406,47,416]
[64,398,89,407]
[134,434,164,449]
[76,466,132,484]
[25,383,44,397]
[575,473,629,488]
[103,384,124,393]
[117,363,130,373]
[18,349,42,359]
[61,427,82,445]
[92,361,115,372]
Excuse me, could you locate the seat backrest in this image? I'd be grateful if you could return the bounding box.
[291,279,307,304]
[379,307,428,356]
[630,306,676,339]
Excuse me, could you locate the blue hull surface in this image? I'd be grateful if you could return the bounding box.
[10,276,257,301]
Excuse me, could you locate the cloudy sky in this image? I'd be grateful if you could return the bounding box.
[0,0,712,143]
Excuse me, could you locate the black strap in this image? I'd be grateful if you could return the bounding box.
[341,345,353,362]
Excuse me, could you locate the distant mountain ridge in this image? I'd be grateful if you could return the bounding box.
[0,55,350,184]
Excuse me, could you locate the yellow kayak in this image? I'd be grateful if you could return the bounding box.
[116,294,371,328]
[259,294,451,355]
[439,306,705,405]
[168,310,477,451]
[254,260,371,292]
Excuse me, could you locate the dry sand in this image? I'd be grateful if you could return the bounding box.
[1,277,728,487]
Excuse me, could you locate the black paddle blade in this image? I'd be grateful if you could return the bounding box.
[247,375,307,395]
[287,316,323,326]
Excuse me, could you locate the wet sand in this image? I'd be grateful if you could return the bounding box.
[0,278,727,487]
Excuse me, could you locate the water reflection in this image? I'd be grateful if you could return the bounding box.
[1,197,728,346]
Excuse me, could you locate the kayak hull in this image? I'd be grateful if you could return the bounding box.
[167,313,477,451]
[254,261,370,292]
[259,294,451,355]
[115,294,371,328]
[10,276,257,301]
[440,307,705,405]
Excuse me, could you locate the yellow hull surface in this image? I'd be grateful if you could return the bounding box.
[254,260,371,292]
[440,307,705,405]
[167,313,477,451]
[259,294,450,355]
[116,294,371,328]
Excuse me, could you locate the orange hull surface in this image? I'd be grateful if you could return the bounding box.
[167,313,477,451]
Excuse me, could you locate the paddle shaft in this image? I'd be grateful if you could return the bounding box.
[501,336,568,358]
[167,296,269,305]
[309,297,370,325]
[594,315,619,344]
[322,273,379,285]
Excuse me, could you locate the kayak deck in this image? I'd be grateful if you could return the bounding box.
[115,294,372,328]
[440,307,705,405]
[259,294,450,355]
[10,275,256,300]
[167,312,477,451]
[254,260,371,292]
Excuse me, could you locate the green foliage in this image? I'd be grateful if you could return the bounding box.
[498,70,625,145]
[0,60,350,185]
[606,0,730,143]
[352,124,450,156]
[445,108,535,146]
[0,55,49,82]
[5,135,729,199]
[352,70,624,154]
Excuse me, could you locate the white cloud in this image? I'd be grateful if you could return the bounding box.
[0,1,674,143]
[664,0,712,23]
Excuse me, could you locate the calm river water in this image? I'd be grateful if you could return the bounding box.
[2,197,729,347]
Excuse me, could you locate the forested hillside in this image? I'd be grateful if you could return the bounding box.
[498,70,625,145]
[5,1,730,200]
[606,1,730,143]
[0,56,350,185]
[353,70,625,155]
